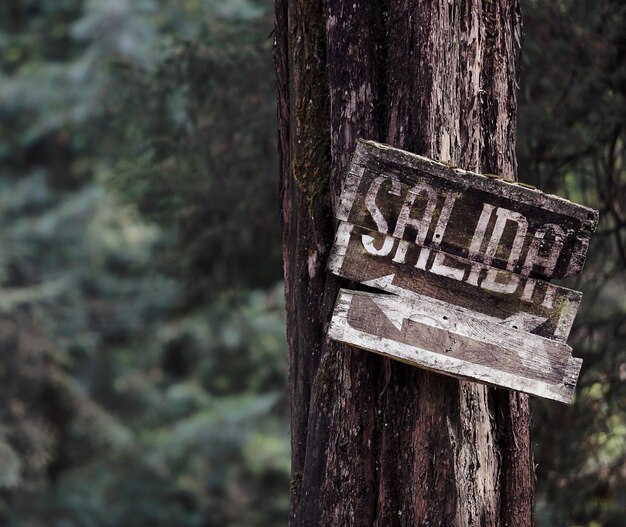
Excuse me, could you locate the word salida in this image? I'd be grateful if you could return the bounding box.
[360,174,568,308]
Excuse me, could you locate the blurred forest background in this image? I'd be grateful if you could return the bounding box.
[0,0,623,526]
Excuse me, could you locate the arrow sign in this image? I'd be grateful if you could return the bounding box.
[367,292,553,372]
[329,289,581,404]
[329,222,581,342]
[327,140,597,403]
[363,273,548,332]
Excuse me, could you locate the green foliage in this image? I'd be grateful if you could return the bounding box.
[519,1,626,525]
[0,0,287,526]
[110,22,282,299]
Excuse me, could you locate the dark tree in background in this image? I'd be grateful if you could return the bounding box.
[275,1,533,525]
[0,2,289,525]
[519,2,626,525]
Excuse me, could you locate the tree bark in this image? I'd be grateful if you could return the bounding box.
[274,1,533,526]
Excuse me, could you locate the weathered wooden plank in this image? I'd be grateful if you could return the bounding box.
[328,140,591,401]
[337,139,599,279]
[327,221,582,341]
[328,289,581,404]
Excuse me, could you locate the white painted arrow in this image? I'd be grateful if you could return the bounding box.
[363,273,547,333]
[370,296,405,330]
[363,273,396,291]
[501,312,548,332]
[328,289,580,404]
[350,289,561,374]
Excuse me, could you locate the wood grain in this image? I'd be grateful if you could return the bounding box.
[337,139,599,279]
[328,221,582,341]
[329,289,581,403]
[278,0,537,524]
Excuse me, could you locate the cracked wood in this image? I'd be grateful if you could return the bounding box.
[337,139,599,280]
[329,289,581,404]
[328,221,582,341]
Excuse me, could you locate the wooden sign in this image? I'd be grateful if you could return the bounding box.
[327,140,599,403]
[328,222,582,342]
[337,140,598,280]
[329,289,581,403]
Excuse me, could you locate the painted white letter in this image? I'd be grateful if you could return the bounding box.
[365,175,401,233]
[429,193,465,280]
[480,208,529,294]
[466,204,495,286]
[520,224,566,301]
[391,183,437,265]
[362,175,401,256]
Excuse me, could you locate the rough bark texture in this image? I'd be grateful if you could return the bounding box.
[274,1,533,526]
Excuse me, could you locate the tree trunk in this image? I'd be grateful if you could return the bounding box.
[274,1,533,526]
